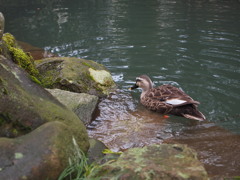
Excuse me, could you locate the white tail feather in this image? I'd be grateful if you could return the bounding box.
[182,114,205,121]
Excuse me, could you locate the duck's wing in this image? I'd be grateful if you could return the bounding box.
[148,85,200,107]
[143,85,205,120]
[141,90,172,114]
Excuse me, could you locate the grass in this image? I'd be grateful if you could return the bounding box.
[58,137,124,180]
[58,137,100,180]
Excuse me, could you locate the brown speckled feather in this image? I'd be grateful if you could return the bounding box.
[141,85,197,113]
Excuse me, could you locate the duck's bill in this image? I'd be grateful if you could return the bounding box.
[129,84,139,90]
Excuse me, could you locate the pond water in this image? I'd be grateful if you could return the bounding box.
[2,0,240,177]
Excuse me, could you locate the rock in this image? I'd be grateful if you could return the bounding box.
[46,88,98,125]
[0,56,89,177]
[0,12,4,40]
[0,121,79,180]
[89,144,209,180]
[0,55,89,148]
[1,33,39,78]
[35,57,116,97]
[87,138,107,164]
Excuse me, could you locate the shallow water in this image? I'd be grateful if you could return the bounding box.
[2,0,240,177]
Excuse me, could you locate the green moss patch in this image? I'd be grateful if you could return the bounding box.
[2,33,40,78]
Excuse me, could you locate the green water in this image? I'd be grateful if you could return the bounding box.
[4,0,240,130]
[2,0,240,176]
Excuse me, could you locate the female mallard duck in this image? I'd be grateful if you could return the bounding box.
[130,75,206,121]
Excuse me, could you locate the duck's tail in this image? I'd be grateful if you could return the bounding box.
[171,104,206,121]
[182,111,206,121]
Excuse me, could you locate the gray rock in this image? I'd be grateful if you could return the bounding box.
[0,56,89,178]
[89,144,209,180]
[46,88,98,125]
[0,121,79,180]
[0,12,4,40]
[88,138,107,164]
[35,57,116,97]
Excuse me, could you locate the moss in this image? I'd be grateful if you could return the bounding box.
[39,70,60,88]
[11,47,38,76]
[82,61,96,70]
[2,33,15,47]
[13,120,32,133]
[30,75,42,85]
[0,113,10,124]
[2,33,41,81]
[0,114,26,137]
[0,77,8,95]
[12,128,19,136]
[1,87,8,95]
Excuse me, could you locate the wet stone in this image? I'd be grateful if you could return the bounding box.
[89,144,209,180]
[46,88,98,125]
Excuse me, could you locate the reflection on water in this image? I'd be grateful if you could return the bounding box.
[3,0,240,177]
[88,90,166,152]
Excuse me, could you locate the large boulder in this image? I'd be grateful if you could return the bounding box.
[89,144,209,180]
[35,57,116,97]
[0,56,89,178]
[47,88,98,125]
[0,121,79,180]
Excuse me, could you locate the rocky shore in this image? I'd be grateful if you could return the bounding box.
[0,12,209,180]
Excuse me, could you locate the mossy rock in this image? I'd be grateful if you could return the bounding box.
[0,121,81,180]
[89,144,209,180]
[35,57,116,97]
[0,55,90,178]
[1,33,39,77]
[0,55,89,149]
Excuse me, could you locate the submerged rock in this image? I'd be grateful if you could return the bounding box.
[47,88,98,125]
[0,56,89,179]
[35,57,116,97]
[90,144,209,180]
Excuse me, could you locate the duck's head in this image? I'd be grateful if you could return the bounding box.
[129,75,153,92]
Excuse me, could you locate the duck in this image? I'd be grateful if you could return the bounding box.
[129,75,206,121]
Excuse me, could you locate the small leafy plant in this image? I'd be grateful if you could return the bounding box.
[58,137,99,180]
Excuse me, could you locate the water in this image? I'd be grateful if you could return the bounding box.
[2,0,240,177]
